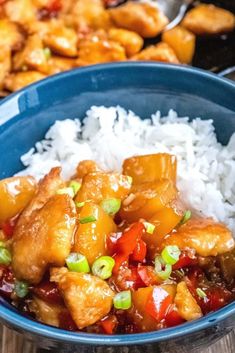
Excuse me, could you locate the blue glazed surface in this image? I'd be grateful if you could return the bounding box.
[0,62,235,352]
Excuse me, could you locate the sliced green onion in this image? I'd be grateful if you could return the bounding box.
[14,281,29,298]
[127,176,133,185]
[57,187,74,198]
[113,290,132,310]
[100,198,121,216]
[143,222,155,234]
[79,215,97,224]
[196,288,207,299]
[179,210,192,226]
[66,252,90,273]
[76,201,85,208]
[43,47,51,60]
[69,181,81,196]
[0,241,6,248]
[161,245,181,265]
[0,247,11,265]
[154,255,172,280]
[92,256,115,280]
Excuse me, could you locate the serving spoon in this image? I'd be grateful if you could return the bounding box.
[142,0,194,31]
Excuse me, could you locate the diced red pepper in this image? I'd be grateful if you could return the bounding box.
[130,239,147,262]
[146,287,173,322]
[137,265,159,286]
[107,232,122,255]
[173,251,198,270]
[165,304,185,327]
[112,223,145,273]
[100,315,118,334]
[46,0,62,12]
[117,222,145,255]
[32,281,63,305]
[0,266,15,299]
[112,265,145,291]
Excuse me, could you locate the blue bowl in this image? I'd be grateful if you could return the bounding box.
[0,63,235,353]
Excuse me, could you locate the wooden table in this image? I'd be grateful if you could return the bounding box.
[1,325,235,353]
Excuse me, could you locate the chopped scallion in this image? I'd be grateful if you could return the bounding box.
[100,198,121,216]
[113,290,132,310]
[196,288,207,299]
[143,222,155,234]
[179,210,192,226]
[92,256,115,280]
[69,181,81,196]
[15,281,29,298]
[0,247,11,265]
[161,245,181,265]
[79,215,97,224]
[66,252,90,273]
[154,255,172,280]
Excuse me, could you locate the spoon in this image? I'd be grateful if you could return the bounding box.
[140,0,194,31]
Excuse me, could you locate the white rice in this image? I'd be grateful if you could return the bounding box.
[17,106,235,233]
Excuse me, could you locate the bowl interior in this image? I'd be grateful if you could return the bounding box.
[0,63,235,345]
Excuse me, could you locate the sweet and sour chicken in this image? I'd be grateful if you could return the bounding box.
[0,153,235,334]
[0,0,234,95]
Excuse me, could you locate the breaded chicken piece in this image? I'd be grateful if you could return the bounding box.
[0,48,11,91]
[51,268,114,329]
[132,42,179,64]
[162,218,234,257]
[0,19,24,51]
[108,28,143,57]
[29,296,65,327]
[109,2,169,38]
[181,4,235,35]
[11,168,77,284]
[4,71,47,92]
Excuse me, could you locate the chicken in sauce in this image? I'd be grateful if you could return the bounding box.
[0,153,235,334]
[0,0,234,96]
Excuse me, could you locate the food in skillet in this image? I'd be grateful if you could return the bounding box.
[0,150,235,333]
[0,0,234,95]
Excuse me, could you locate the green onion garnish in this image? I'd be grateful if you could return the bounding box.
[127,176,133,185]
[76,201,85,208]
[66,252,90,273]
[154,255,172,280]
[57,187,74,198]
[196,288,207,299]
[79,215,97,224]
[0,247,11,265]
[14,281,29,298]
[92,256,115,280]
[69,181,81,196]
[43,47,51,60]
[113,290,132,310]
[143,222,155,234]
[100,198,121,216]
[0,241,6,248]
[179,210,192,226]
[161,245,181,265]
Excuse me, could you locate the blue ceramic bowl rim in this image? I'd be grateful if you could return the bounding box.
[0,62,235,345]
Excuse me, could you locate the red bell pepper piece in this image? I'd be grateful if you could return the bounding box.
[146,287,173,322]
[137,265,159,286]
[165,304,185,327]
[130,239,147,262]
[100,315,118,334]
[173,250,197,270]
[112,222,145,273]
